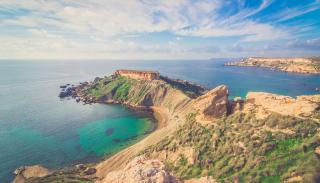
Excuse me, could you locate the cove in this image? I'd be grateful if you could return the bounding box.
[0,60,155,183]
[1,59,319,183]
[0,102,154,183]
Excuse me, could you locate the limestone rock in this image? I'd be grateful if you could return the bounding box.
[194,85,229,122]
[101,156,176,183]
[245,92,320,120]
[13,165,51,183]
[115,70,160,80]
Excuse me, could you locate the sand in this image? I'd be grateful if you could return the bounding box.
[95,106,178,181]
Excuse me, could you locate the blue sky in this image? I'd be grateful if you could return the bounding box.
[0,0,319,59]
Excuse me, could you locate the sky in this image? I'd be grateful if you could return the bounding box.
[0,0,320,60]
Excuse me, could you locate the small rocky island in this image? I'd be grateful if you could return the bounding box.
[15,70,320,183]
[225,57,320,74]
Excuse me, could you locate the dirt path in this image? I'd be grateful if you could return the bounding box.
[95,106,178,181]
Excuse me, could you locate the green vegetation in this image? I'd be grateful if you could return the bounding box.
[159,76,206,98]
[84,75,136,101]
[143,112,320,183]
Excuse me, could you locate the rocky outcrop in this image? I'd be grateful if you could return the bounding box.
[101,156,177,183]
[13,165,51,183]
[160,76,207,98]
[115,69,160,80]
[23,70,320,183]
[193,85,229,122]
[225,57,320,74]
[243,92,320,120]
[101,156,218,183]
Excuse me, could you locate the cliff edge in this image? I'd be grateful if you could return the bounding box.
[18,70,320,183]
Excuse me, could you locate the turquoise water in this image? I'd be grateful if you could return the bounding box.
[0,59,319,182]
[0,60,154,183]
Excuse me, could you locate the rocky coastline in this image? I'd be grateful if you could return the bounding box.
[225,57,320,74]
[14,70,320,183]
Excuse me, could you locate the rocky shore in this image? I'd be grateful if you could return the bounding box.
[58,77,103,104]
[225,57,320,74]
[16,70,320,183]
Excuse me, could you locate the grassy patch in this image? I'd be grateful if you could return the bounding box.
[142,112,320,182]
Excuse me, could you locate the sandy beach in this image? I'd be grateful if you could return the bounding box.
[95,106,175,181]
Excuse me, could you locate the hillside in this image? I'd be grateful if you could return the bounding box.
[16,71,320,183]
[225,57,320,74]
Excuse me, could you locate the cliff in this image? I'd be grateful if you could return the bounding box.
[225,57,320,74]
[114,69,160,80]
[20,71,320,183]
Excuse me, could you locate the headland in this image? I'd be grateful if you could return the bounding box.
[225,57,320,74]
[14,70,320,183]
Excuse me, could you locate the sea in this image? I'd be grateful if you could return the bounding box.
[0,59,319,182]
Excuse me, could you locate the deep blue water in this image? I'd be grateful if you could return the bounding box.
[0,59,319,182]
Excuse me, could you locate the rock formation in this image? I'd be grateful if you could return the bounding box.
[18,70,320,183]
[243,92,320,120]
[13,165,51,183]
[193,85,229,122]
[115,69,160,80]
[101,156,177,183]
[101,155,219,183]
[225,57,320,74]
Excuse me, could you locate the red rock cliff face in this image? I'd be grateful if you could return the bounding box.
[114,70,160,80]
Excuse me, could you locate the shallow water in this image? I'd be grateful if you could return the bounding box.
[0,59,319,182]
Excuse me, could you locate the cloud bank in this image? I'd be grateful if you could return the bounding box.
[0,0,319,59]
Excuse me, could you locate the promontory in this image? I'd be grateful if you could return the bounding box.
[225,57,320,74]
[14,70,320,183]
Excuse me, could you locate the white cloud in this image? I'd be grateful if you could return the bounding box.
[273,1,320,23]
[0,0,287,41]
[0,0,318,59]
[175,21,289,41]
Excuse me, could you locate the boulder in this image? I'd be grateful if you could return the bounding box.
[94,77,102,83]
[193,85,229,122]
[13,165,51,183]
